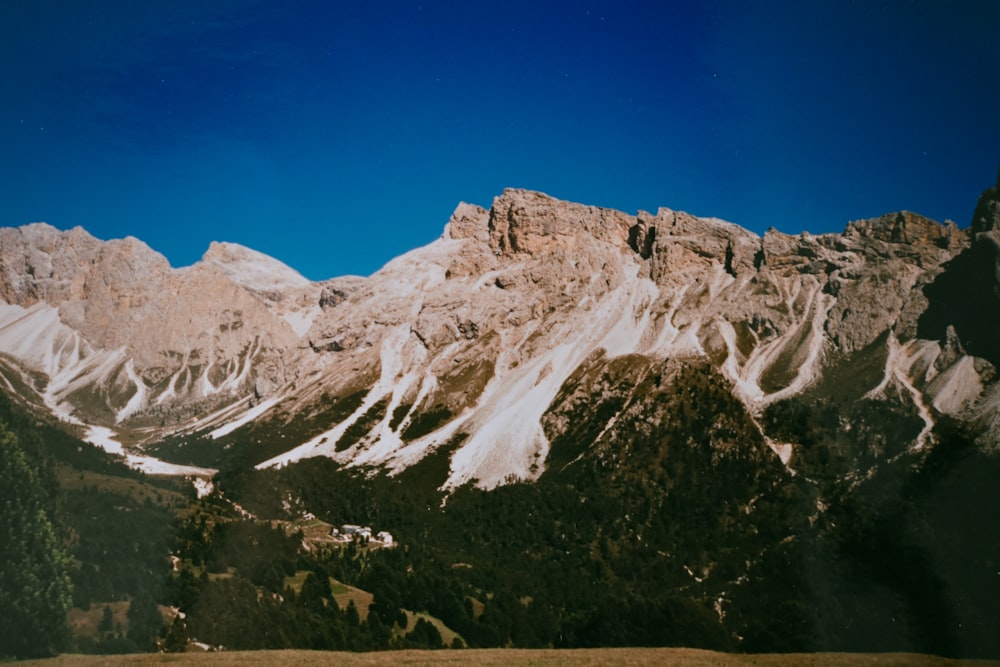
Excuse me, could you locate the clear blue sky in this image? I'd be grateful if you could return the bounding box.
[2,1,998,280]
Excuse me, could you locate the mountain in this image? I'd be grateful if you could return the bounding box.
[1,178,997,485]
[3,173,1000,657]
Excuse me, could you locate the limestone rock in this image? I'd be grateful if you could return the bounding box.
[0,225,313,427]
[487,189,633,257]
[1,178,996,491]
[318,276,366,310]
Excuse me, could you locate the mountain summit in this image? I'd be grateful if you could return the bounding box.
[0,183,996,488]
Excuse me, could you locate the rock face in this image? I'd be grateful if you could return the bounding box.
[0,224,312,430]
[1,178,998,481]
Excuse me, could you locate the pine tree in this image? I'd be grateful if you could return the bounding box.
[366,609,392,648]
[299,571,330,614]
[127,589,164,651]
[163,616,189,653]
[0,425,73,658]
[98,605,114,634]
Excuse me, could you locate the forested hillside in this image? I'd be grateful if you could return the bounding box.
[2,353,999,659]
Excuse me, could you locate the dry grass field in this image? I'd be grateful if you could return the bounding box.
[15,649,1000,667]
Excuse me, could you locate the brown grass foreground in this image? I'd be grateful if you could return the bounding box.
[15,649,1000,667]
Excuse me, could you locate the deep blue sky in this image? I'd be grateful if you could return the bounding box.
[2,1,998,280]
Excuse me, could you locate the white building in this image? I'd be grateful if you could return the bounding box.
[331,524,393,545]
[341,524,363,536]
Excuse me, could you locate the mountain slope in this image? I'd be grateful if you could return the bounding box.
[2,178,998,490]
[4,174,1000,656]
[244,188,983,490]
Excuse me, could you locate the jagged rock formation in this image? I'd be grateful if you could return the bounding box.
[0,224,312,437]
[1,176,998,484]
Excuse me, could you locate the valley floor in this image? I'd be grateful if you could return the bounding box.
[16,649,1000,667]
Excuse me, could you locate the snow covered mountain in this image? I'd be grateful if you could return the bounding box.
[2,174,999,487]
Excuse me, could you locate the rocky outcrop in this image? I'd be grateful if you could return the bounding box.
[318,276,366,310]
[0,225,313,426]
[487,189,634,256]
[644,209,761,280]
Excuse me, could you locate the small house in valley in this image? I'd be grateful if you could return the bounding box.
[331,523,394,547]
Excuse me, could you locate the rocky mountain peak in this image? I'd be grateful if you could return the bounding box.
[486,188,634,256]
[642,207,761,280]
[200,241,311,293]
[844,210,962,251]
[0,224,320,429]
[0,223,172,309]
[3,177,1000,493]
[443,202,489,242]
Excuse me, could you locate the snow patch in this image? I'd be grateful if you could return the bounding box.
[128,455,216,478]
[281,305,322,337]
[84,425,217,478]
[192,478,213,498]
[716,280,832,408]
[765,439,794,466]
[257,325,419,469]
[0,367,15,393]
[209,396,282,439]
[45,349,129,420]
[85,425,124,455]
[866,334,936,449]
[115,359,148,422]
[442,263,663,489]
[174,389,275,437]
[444,345,569,489]
[0,302,89,379]
[375,238,464,293]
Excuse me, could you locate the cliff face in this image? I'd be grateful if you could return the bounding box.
[0,223,311,429]
[0,180,997,483]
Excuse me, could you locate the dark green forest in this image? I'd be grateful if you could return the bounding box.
[0,420,72,658]
[1,355,999,659]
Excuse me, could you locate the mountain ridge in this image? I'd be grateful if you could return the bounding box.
[1,180,998,488]
[6,177,1000,658]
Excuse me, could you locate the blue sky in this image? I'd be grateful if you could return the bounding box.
[2,1,998,280]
